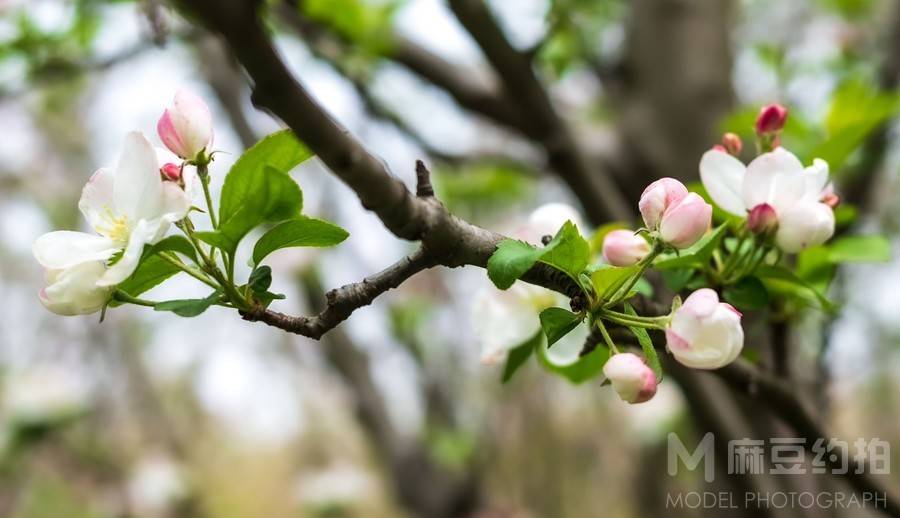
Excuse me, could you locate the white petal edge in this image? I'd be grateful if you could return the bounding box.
[33,231,117,270]
[699,150,746,215]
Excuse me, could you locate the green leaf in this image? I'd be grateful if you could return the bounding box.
[661,268,694,292]
[487,239,543,290]
[115,256,180,298]
[536,337,609,384]
[723,276,770,311]
[653,224,728,269]
[487,220,589,290]
[756,265,835,311]
[154,291,221,317]
[538,221,590,281]
[826,235,891,263]
[248,266,273,293]
[252,216,349,265]
[539,307,583,347]
[147,235,197,264]
[590,264,639,299]
[213,130,313,253]
[624,304,662,382]
[501,334,538,384]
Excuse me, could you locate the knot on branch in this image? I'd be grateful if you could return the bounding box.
[415,160,435,197]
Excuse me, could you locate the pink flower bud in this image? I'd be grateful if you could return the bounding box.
[638,178,689,230]
[747,203,778,236]
[160,162,182,182]
[666,289,744,369]
[722,132,743,156]
[602,352,657,404]
[755,103,788,134]
[602,230,650,266]
[822,192,840,209]
[658,193,712,249]
[157,89,213,161]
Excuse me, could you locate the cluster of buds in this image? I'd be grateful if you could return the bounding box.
[639,178,712,249]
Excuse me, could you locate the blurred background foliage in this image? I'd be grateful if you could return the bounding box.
[1,0,900,517]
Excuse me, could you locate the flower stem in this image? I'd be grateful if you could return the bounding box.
[113,290,158,307]
[604,244,662,307]
[197,163,218,230]
[595,318,619,354]
[596,308,670,329]
[158,252,221,290]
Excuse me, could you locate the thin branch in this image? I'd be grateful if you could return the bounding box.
[242,247,437,339]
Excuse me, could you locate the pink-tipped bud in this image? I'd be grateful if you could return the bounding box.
[602,230,650,267]
[822,192,840,209]
[755,103,788,134]
[722,132,743,156]
[638,177,689,230]
[157,89,213,161]
[658,193,712,249]
[747,203,778,236]
[160,162,182,182]
[603,353,657,404]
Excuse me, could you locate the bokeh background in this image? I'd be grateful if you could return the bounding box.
[1,0,899,516]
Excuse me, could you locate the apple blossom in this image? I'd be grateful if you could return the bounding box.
[602,229,650,266]
[38,262,113,316]
[638,178,688,230]
[755,103,788,134]
[157,89,213,161]
[722,132,743,156]
[699,147,836,252]
[160,162,182,182]
[747,202,777,236]
[658,193,712,249]
[665,288,744,369]
[33,132,193,314]
[602,352,657,404]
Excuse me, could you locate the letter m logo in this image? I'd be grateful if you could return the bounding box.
[668,432,715,482]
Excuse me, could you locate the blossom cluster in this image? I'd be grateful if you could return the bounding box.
[480,103,844,405]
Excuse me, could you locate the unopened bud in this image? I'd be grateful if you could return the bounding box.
[755,103,788,134]
[722,132,742,156]
[747,203,778,236]
[160,162,182,182]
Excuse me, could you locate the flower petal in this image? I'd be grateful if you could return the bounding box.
[40,262,112,316]
[473,284,542,365]
[173,89,214,156]
[803,158,830,201]
[699,149,746,215]
[114,132,164,222]
[742,147,805,213]
[97,219,160,287]
[78,167,116,233]
[775,202,835,253]
[33,231,117,270]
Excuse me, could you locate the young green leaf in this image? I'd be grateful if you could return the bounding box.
[539,307,583,347]
[154,291,222,317]
[590,264,639,299]
[723,276,770,310]
[756,264,835,311]
[535,337,609,384]
[147,235,198,264]
[487,239,544,290]
[538,221,590,281]
[624,303,662,382]
[653,223,727,270]
[826,235,891,263]
[252,216,349,265]
[501,333,539,384]
[115,256,181,299]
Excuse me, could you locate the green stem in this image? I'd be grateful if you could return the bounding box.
[597,308,670,329]
[158,252,221,290]
[595,318,619,354]
[604,244,662,307]
[197,163,218,229]
[113,290,158,307]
